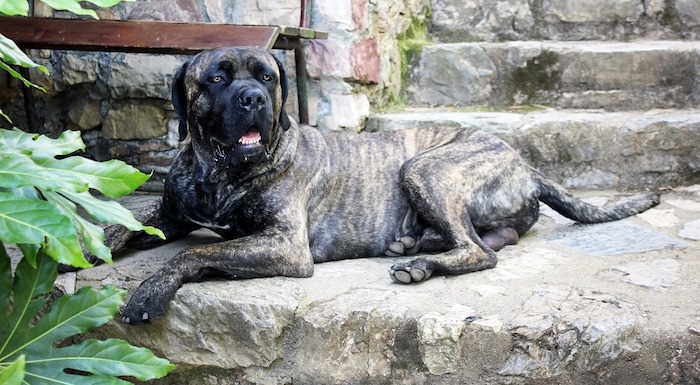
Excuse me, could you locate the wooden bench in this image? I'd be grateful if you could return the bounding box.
[0,16,328,127]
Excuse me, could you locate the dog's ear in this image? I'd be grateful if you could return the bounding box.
[172,61,189,141]
[273,55,292,131]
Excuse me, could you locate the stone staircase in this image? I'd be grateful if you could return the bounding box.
[367,0,700,190]
[64,3,700,385]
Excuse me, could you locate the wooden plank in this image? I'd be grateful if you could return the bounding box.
[0,17,281,54]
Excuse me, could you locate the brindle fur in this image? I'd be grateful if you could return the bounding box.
[117,47,660,324]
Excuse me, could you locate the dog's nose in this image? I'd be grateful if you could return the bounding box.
[239,88,265,111]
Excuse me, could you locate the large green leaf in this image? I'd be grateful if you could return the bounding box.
[28,339,175,383]
[38,156,149,198]
[0,191,89,268]
[0,253,176,385]
[44,191,113,264]
[60,190,165,239]
[0,128,146,197]
[0,153,86,192]
[0,128,85,160]
[0,251,57,358]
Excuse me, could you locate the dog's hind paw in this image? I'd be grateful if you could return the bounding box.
[384,237,419,257]
[389,259,432,284]
[479,227,519,252]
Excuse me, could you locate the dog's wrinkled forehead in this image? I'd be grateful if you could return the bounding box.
[186,47,279,82]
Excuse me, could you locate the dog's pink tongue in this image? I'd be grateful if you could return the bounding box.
[241,129,261,141]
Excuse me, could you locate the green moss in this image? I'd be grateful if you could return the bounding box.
[506,50,561,105]
[659,0,684,33]
[397,15,431,93]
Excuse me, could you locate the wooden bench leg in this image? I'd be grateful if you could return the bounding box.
[294,46,310,125]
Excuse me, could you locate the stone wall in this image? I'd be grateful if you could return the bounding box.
[0,0,430,189]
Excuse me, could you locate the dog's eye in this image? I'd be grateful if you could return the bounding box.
[262,74,272,82]
[211,76,223,83]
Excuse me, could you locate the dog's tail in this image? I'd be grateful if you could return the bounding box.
[534,172,660,223]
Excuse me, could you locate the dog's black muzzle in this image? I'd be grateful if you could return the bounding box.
[210,83,275,167]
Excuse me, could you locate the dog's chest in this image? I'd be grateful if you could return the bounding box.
[177,181,267,236]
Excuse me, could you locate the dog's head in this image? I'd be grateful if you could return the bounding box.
[172,47,291,167]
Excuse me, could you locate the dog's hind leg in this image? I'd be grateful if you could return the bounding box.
[389,149,499,284]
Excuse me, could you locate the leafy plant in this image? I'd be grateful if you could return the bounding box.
[0,127,173,385]
[0,1,175,384]
[0,128,165,268]
[0,246,176,385]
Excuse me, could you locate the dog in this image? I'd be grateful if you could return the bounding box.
[114,47,660,324]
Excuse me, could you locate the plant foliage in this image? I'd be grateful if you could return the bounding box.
[0,2,173,384]
[0,128,165,268]
[0,247,177,384]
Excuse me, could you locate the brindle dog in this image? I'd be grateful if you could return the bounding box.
[116,47,659,324]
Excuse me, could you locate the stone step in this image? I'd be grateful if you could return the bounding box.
[366,108,700,190]
[77,186,700,384]
[430,0,700,42]
[407,40,700,111]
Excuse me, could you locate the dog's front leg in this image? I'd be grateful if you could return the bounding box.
[121,230,313,324]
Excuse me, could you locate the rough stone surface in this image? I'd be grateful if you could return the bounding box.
[430,0,700,42]
[409,41,700,110]
[102,102,168,140]
[109,54,183,99]
[366,108,700,189]
[71,188,700,384]
[408,44,497,106]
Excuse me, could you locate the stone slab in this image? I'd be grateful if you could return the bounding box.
[408,41,700,111]
[366,108,700,190]
[430,0,700,42]
[67,188,700,384]
[546,221,689,256]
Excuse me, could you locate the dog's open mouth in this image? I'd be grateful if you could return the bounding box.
[213,127,269,166]
[238,128,262,146]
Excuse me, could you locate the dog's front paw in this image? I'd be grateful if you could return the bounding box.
[121,275,174,325]
[389,258,433,284]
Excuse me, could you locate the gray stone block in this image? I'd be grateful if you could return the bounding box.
[366,109,700,189]
[409,41,700,111]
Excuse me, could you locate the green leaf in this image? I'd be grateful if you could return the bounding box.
[44,191,113,264]
[0,0,29,16]
[23,285,125,350]
[60,190,165,239]
[1,108,12,124]
[0,34,48,91]
[0,153,86,192]
[0,355,25,385]
[84,0,135,7]
[0,191,89,268]
[38,0,99,18]
[0,128,85,160]
[29,339,176,382]
[0,252,175,384]
[18,243,40,268]
[0,251,57,359]
[38,157,149,199]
